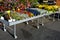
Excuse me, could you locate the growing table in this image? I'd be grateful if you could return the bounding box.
[0,8,59,39]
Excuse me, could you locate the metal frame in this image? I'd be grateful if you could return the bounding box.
[0,14,45,39]
[1,13,56,39]
[14,25,17,39]
[0,9,59,39]
[3,24,6,32]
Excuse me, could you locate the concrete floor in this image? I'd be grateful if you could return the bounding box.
[0,17,60,40]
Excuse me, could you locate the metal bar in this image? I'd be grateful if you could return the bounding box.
[31,20,34,22]
[42,17,44,26]
[7,26,13,31]
[14,25,17,39]
[37,18,40,29]
[58,13,59,20]
[53,13,55,21]
[3,24,6,32]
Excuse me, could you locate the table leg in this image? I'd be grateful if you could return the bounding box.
[3,24,6,32]
[14,25,17,39]
[31,20,33,22]
[58,13,59,20]
[48,16,51,19]
[26,22,29,24]
[37,18,39,29]
[42,17,44,26]
[53,14,55,21]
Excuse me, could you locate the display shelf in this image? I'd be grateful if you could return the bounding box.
[9,14,46,26]
[0,8,60,39]
[0,13,46,26]
[0,8,48,39]
[0,0,60,39]
[0,14,45,39]
[2,8,48,26]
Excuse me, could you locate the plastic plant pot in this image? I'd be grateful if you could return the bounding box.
[26,8,40,16]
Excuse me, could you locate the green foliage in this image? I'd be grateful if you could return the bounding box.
[19,0,39,7]
[29,0,39,7]
[19,0,26,5]
[0,12,4,18]
[11,13,22,20]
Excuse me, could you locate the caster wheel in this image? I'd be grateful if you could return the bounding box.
[14,35,17,39]
[26,22,29,24]
[42,24,44,26]
[37,26,39,29]
[4,29,6,32]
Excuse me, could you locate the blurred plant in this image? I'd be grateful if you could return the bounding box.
[29,0,39,7]
[19,0,39,8]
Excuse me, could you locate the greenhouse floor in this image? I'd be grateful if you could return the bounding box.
[0,18,60,40]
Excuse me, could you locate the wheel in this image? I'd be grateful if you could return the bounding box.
[37,26,39,29]
[4,29,6,32]
[14,35,17,39]
[42,23,44,26]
